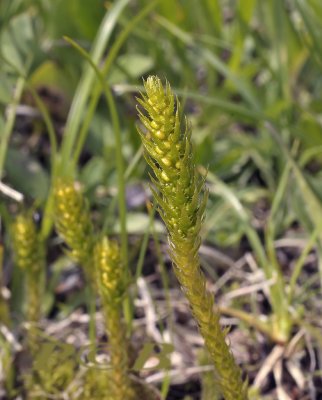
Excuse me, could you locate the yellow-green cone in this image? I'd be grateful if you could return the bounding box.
[94,237,134,400]
[137,76,248,400]
[11,212,45,323]
[53,179,95,284]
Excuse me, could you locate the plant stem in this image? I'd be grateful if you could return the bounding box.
[59,0,131,173]
[0,76,26,180]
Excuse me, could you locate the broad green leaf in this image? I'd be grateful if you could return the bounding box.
[80,157,106,188]
[0,12,36,73]
[108,54,154,84]
[29,61,75,96]
[5,148,49,202]
[47,0,106,40]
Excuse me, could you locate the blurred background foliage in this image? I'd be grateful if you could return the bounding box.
[1,0,322,239]
[1,0,322,284]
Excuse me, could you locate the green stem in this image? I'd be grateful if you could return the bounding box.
[61,0,157,175]
[71,0,158,169]
[135,202,156,281]
[27,85,58,170]
[26,85,59,240]
[0,76,26,179]
[104,87,128,269]
[87,285,96,352]
[104,87,133,331]
[102,145,143,236]
[219,306,287,344]
[105,305,133,399]
[265,162,291,338]
[288,227,319,305]
[59,0,131,172]
[150,226,173,399]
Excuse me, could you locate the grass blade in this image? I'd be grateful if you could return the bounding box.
[155,14,261,110]
[59,0,131,172]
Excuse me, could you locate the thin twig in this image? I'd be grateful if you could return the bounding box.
[0,182,24,202]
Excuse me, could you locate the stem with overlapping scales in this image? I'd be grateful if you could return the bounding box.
[53,178,97,346]
[94,237,134,400]
[53,179,95,286]
[136,76,248,400]
[11,212,45,323]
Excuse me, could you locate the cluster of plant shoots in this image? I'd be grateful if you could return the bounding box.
[5,76,248,400]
